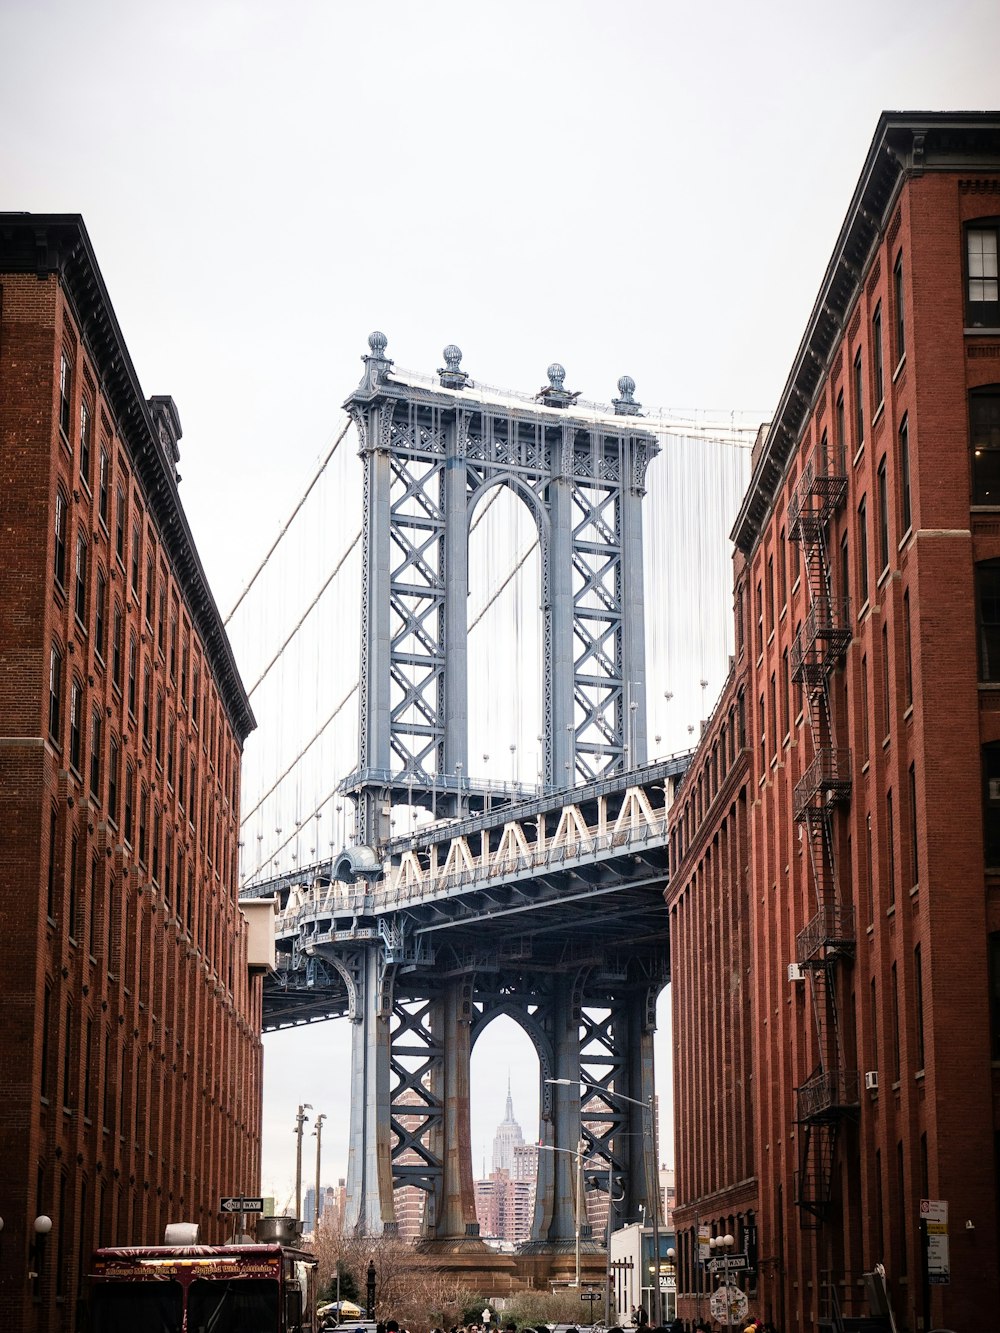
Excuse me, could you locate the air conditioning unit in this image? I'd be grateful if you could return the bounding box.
[787,962,805,983]
[865,1070,879,1092]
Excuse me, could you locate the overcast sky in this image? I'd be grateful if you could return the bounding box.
[4,0,999,1214]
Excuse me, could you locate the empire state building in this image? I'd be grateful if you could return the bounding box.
[492,1078,525,1174]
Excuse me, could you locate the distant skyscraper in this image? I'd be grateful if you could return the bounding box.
[476,1081,537,1244]
[492,1077,525,1174]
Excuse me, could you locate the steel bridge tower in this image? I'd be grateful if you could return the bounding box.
[310,336,669,1256]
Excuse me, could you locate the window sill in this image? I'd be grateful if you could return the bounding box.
[872,400,886,430]
[858,598,870,622]
[915,1068,925,1081]
[910,883,920,897]
[886,902,895,918]
[876,565,891,590]
[853,443,865,468]
[964,327,1000,336]
[903,704,913,721]
[882,735,891,751]
[897,526,912,551]
[892,354,906,382]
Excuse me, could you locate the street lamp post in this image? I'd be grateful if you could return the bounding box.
[547,1077,662,1325]
[313,1112,326,1234]
[537,1139,587,1288]
[294,1103,312,1223]
[709,1233,736,1333]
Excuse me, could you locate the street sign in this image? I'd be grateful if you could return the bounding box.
[920,1198,950,1285]
[581,1292,602,1304]
[707,1253,749,1274]
[698,1224,711,1263]
[220,1196,264,1214]
[710,1284,748,1324]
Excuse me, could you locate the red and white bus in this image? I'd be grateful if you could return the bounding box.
[87,1240,319,1333]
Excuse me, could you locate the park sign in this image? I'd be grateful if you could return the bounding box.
[220,1196,265,1214]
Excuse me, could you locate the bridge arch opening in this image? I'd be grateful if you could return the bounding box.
[467,482,543,790]
[469,1011,541,1242]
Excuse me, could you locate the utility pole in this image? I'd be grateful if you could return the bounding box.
[313,1113,326,1235]
[295,1103,312,1223]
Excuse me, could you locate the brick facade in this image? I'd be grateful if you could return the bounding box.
[667,115,1000,1332]
[0,216,260,1333]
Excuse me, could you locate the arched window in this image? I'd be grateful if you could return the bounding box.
[53,489,67,587]
[49,643,63,743]
[74,530,88,623]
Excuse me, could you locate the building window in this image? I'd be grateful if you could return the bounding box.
[49,644,62,743]
[155,691,164,766]
[139,786,148,865]
[865,813,874,922]
[755,581,763,656]
[145,555,154,625]
[858,496,869,607]
[893,250,905,362]
[142,664,151,741]
[909,762,920,885]
[54,489,67,588]
[157,584,166,653]
[835,390,846,473]
[130,524,140,597]
[882,622,891,741]
[41,986,52,1099]
[886,788,896,907]
[90,710,102,799]
[891,962,901,1081]
[967,222,1000,327]
[914,943,924,1070]
[778,528,787,608]
[95,570,107,660]
[872,302,884,410]
[899,415,911,533]
[853,347,864,451]
[877,457,889,573]
[74,531,88,623]
[115,487,126,564]
[98,447,109,527]
[112,604,124,691]
[860,653,870,760]
[69,679,82,773]
[983,743,1000,867]
[108,738,120,824]
[971,386,1000,504]
[759,693,766,777]
[80,398,92,488]
[124,763,134,846]
[127,635,137,717]
[59,351,73,439]
[977,561,1000,681]
[988,932,1000,1062]
[903,588,913,706]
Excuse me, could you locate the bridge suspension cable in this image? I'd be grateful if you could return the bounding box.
[245,529,362,698]
[240,681,359,828]
[224,415,352,625]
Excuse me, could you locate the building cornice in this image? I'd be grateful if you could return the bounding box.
[732,110,1000,558]
[0,213,255,742]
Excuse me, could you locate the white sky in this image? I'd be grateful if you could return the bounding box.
[4,0,999,1213]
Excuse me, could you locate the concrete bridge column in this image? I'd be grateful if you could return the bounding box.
[344,948,395,1234]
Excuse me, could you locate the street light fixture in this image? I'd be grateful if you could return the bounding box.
[312,1113,326,1233]
[294,1103,313,1223]
[536,1139,587,1290]
[709,1233,736,1333]
[547,1077,663,1324]
[29,1215,52,1280]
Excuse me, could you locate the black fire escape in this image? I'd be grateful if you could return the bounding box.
[788,454,859,1229]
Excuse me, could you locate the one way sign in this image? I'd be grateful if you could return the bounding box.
[220,1196,264,1214]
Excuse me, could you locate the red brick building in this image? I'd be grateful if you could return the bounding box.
[0,215,262,1333]
[666,113,1000,1333]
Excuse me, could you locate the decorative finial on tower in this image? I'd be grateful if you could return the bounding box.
[536,361,580,408]
[613,374,643,416]
[438,343,469,391]
[355,331,393,395]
